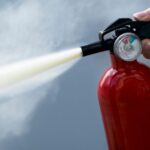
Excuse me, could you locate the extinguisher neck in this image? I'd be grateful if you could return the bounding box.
[110,54,139,69]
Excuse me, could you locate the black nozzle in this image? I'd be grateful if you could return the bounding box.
[81,39,114,57]
[81,42,104,57]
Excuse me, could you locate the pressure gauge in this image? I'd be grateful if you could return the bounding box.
[113,33,142,61]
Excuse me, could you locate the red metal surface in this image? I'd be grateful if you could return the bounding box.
[98,54,150,150]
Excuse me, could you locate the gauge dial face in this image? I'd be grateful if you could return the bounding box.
[114,33,142,61]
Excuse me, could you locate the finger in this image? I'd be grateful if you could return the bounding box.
[142,39,150,59]
[133,8,150,21]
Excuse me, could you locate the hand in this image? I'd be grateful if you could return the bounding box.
[133,8,150,59]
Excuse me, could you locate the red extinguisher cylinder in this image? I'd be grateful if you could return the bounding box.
[98,54,150,150]
[80,18,150,149]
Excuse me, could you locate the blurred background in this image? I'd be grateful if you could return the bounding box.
[0,0,149,150]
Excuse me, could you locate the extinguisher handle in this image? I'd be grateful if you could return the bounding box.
[99,18,150,41]
[81,18,150,57]
[134,21,150,40]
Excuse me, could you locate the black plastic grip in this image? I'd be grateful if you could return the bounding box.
[135,21,150,40]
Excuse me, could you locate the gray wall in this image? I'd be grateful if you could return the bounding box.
[0,0,149,150]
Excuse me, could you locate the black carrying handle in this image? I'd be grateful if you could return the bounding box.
[100,19,150,41]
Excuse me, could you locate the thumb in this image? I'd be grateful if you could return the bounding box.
[133,8,150,21]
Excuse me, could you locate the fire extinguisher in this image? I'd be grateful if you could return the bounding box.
[81,18,150,149]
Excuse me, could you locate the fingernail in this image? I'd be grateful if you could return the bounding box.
[133,11,147,18]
